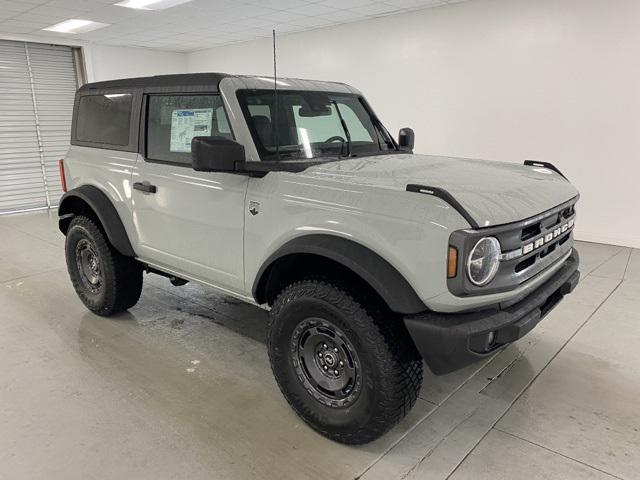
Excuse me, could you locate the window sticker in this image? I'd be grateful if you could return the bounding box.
[170,108,213,152]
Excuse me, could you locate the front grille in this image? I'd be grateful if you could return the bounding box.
[521,223,540,242]
[448,197,578,297]
[510,206,575,275]
[522,204,574,241]
[515,255,536,272]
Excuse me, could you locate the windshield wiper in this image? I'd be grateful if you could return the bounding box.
[332,101,352,157]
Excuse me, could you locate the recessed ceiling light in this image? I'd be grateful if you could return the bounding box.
[42,19,109,34]
[114,0,194,10]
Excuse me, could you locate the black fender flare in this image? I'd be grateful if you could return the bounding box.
[58,185,135,257]
[252,234,427,315]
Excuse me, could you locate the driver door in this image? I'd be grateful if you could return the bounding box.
[132,93,248,292]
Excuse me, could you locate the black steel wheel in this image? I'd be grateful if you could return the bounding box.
[268,279,423,445]
[65,215,142,316]
[292,317,362,408]
[75,238,103,294]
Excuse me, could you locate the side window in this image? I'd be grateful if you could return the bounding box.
[146,94,232,165]
[76,93,133,146]
[215,106,231,134]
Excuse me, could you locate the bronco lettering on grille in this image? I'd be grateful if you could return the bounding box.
[522,219,574,255]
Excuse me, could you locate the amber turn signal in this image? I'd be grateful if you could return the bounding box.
[447,246,458,278]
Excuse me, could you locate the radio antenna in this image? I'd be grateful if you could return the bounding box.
[272,29,280,161]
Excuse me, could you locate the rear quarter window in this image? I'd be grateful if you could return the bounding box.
[76,93,133,146]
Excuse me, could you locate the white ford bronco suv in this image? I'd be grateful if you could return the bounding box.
[58,73,580,444]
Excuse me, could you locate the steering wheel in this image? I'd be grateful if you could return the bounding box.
[324,135,346,143]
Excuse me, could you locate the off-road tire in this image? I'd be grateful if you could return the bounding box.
[267,279,423,444]
[65,215,142,316]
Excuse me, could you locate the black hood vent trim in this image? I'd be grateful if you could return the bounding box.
[406,184,480,229]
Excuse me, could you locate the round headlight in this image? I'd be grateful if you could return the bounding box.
[467,237,501,286]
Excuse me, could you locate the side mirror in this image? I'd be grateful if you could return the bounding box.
[191,136,245,172]
[398,128,415,152]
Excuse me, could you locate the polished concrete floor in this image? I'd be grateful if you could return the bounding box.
[1,211,638,480]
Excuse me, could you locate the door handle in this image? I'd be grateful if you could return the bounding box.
[133,182,157,194]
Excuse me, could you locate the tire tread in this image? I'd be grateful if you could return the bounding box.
[268,278,423,444]
[65,215,142,316]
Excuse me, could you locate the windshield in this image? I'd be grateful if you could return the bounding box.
[237,90,397,161]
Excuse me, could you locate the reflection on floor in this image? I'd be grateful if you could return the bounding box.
[1,211,638,480]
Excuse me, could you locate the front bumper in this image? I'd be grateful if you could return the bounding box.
[404,248,580,375]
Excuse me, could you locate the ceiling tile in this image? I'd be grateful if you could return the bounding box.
[0,0,36,15]
[26,4,85,17]
[243,0,315,10]
[87,5,144,22]
[288,3,338,16]
[270,23,305,34]
[43,0,101,11]
[232,16,279,29]
[385,0,446,7]
[0,0,470,52]
[316,8,366,21]
[318,0,375,8]
[347,2,403,16]
[1,18,48,31]
[258,10,306,24]
[12,12,72,25]
[287,16,334,28]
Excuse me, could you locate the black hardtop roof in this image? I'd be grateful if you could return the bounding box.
[78,72,233,92]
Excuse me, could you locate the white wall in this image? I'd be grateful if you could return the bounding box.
[84,44,187,82]
[0,34,187,83]
[0,32,187,82]
[188,0,640,249]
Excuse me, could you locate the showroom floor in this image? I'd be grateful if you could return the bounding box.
[0,211,638,480]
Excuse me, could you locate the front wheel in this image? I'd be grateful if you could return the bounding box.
[267,279,423,444]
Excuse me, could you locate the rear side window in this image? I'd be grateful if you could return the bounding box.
[146,95,232,165]
[76,93,132,146]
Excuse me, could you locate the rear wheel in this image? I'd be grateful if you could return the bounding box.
[267,279,423,444]
[65,215,142,316]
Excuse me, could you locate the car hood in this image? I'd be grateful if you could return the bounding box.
[301,154,579,227]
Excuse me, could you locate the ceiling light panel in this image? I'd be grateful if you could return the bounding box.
[115,0,194,10]
[42,19,110,34]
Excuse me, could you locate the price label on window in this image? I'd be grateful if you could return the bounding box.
[170,108,213,152]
